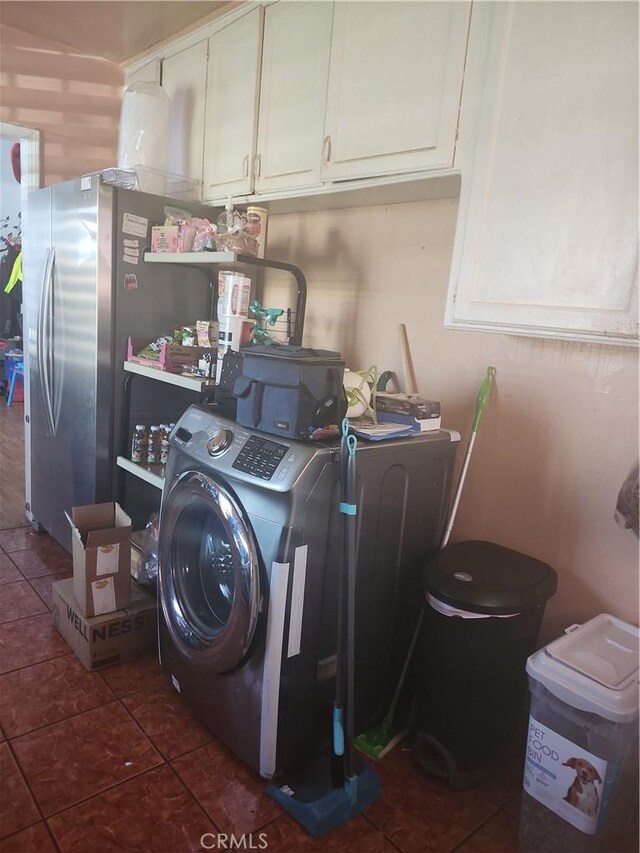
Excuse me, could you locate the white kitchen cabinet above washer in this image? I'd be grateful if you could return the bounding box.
[162,40,208,191]
[202,8,263,200]
[254,1,333,194]
[321,1,471,183]
[445,1,638,345]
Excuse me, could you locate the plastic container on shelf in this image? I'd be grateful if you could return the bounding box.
[117,82,170,192]
[519,613,639,852]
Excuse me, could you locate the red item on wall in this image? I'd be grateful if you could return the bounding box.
[10,143,21,183]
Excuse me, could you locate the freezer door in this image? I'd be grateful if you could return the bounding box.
[25,178,115,551]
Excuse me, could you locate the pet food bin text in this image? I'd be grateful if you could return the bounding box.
[518,613,639,853]
[413,540,557,789]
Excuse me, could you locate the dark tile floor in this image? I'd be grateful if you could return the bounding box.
[0,402,522,851]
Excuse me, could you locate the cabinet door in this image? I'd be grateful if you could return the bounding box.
[322,1,470,182]
[445,2,639,344]
[203,9,262,200]
[162,41,208,187]
[254,1,333,194]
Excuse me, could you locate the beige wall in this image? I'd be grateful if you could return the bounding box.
[0,24,122,185]
[264,199,639,641]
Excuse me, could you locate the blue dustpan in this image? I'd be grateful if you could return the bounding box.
[266,749,381,837]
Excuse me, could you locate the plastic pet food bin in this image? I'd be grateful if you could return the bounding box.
[519,613,639,853]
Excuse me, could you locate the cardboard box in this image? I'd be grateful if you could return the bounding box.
[151,225,179,253]
[52,578,157,671]
[70,502,132,617]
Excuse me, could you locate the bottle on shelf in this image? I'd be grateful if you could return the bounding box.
[216,195,235,235]
[147,425,161,465]
[131,424,148,464]
[159,424,170,466]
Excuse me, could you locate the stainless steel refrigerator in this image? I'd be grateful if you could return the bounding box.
[23,174,215,551]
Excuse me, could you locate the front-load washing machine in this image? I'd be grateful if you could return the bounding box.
[158,405,458,778]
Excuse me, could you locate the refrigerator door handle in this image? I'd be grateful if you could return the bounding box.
[37,247,56,436]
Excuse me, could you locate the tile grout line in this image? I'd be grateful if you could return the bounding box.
[447,801,506,852]
[362,811,406,852]
[0,644,71,678]
[0,580,52,625]
[2,735,53,846]
[9,698,164,826]
[1,666,117,741]
[0,550,25,575]
[43,758,167,827]
[26,576,68,612]
[165,758,226,836]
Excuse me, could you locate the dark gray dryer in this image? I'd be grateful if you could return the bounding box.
[158,405,458,778]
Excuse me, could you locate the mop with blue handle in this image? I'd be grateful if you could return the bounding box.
[266,419,382,836]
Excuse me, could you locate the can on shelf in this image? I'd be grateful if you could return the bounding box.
[246,206,268,259]
[217,270,251,318]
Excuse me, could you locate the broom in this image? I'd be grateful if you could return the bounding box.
[354,366,496,761]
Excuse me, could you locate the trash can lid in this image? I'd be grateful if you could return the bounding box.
[527,613,639,722]
[424,540,557,615]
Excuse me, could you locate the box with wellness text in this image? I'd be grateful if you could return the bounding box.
[52,578,157,671]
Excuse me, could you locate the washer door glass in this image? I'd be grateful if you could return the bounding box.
[159,470,260,672]
[173,501,235,635]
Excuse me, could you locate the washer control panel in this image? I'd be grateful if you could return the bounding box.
[207,429,233,457]
[170,406,326,490]
[232,435,288,480]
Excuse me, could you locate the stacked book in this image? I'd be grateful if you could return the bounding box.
[375,393,442,432]
[349,394,442,441]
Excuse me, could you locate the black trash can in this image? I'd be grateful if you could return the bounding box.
[413,540,557,789]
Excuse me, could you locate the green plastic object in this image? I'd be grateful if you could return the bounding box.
[472,366,496,432]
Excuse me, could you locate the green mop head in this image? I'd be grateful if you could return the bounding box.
[354,720,409,761]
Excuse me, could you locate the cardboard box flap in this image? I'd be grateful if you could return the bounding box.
[114,503,131,529]
[85,527,131,548]
[71,502,132,546]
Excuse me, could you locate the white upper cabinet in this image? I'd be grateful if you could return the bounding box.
[162,41,208,186]
[254,1,333,194]
[321,1,471,182]
[446,1,639,344]
[203,8,263,200]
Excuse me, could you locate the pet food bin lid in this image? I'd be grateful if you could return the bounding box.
[526,613,640,723]
[424,540,557,616]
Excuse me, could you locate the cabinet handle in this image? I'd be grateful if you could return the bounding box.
[242,155,249,177]
[253,154,261,177]
[323,135,331,163]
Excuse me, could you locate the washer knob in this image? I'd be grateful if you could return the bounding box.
[207,429,233,456]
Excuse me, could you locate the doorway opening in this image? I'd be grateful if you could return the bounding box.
[0,121,41,529]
